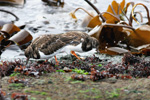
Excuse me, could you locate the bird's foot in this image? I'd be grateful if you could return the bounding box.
[71,51,81,60]
[54,56,59,66]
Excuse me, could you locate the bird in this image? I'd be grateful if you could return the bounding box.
[25,31,99,65]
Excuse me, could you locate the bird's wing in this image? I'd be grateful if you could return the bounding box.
[40,35,77,55]
[31,35,55,48]
[61,31,88,46]
[24,34,58,59]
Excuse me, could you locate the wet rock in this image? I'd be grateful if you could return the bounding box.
[104,77,117,83]
[42,0,64,6]
[63,67,72,72]
[48,80,53,84]
[28,27,39,33]
[31,79,47,85]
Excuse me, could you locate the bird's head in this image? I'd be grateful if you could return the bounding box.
[90,37,99,51]
[82,36,99,52]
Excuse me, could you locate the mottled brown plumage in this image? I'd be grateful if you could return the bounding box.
[25,31,99,59]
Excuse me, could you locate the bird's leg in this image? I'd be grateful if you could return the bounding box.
[26,58,29,65]
[71,51,81,60]
[54,56,59,66]
[45,59,48,63]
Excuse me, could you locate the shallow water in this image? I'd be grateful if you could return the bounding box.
[0,0,150,61]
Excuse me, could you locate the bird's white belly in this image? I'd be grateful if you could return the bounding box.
[61,43,83,53]
[39,48,64,59]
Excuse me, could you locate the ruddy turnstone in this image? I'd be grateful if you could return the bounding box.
[25,31,99,64]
